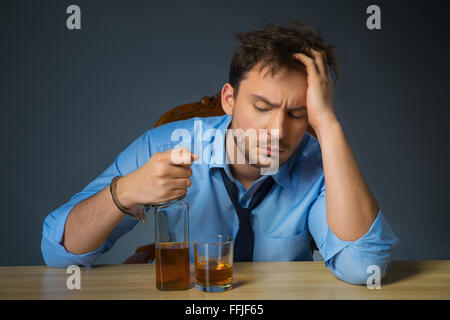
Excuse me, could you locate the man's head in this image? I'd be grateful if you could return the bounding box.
[221,21,338,170]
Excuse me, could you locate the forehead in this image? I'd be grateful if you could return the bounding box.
[239,61,307,101]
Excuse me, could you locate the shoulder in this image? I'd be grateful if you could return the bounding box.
[149,115,228,136]
[288,132,324,188]
[289,132,323,165]
[145,115,230,151]
[300,132,323,165]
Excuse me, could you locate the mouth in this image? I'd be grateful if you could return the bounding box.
[258,146,282,156]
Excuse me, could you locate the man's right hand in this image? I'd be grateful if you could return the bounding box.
[115,147,199,207]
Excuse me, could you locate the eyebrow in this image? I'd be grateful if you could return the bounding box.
[250,94,307,111]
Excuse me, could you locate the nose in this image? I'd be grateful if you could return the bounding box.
[268,109,287,142]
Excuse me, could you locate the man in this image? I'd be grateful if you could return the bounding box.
[41,22,399,285]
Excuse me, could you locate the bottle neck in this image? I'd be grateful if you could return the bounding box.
[151,195,186,207]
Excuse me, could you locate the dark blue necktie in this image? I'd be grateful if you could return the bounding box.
[220,168,276,262]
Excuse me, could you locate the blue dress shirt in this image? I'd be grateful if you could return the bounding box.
[41,114,399,285]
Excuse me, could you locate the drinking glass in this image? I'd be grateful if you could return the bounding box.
[193,234,233,292]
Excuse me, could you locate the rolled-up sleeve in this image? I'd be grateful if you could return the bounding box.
[308,179,400,285]
[41,131,152,268]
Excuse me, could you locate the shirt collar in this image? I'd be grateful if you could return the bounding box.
[207,114,300,190]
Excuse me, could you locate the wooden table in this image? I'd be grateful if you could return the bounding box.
[0,261,449,300]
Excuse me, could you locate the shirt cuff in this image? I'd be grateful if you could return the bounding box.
[321,210,399,261]
[41,235,106,268]
[41,195,106,268]
[320,210,400,284]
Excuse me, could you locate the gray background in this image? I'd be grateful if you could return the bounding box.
[0,0,449,266]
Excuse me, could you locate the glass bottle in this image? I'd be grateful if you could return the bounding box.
[153,195,190,291]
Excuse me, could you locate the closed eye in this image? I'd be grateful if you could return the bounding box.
[254,104,306,119]
[254,105,271,112]
[288,112,306,119]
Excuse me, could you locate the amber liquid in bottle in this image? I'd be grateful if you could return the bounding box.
[155,242,190,291]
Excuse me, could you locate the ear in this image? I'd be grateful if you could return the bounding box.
[221,83,235,116]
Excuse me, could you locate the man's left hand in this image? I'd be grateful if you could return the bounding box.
[293,49,337,131]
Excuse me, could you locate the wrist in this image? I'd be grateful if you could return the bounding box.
[312,113,342,144]
[115,175,137,209]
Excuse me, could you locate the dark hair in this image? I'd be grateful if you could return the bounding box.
[229,21,339,99]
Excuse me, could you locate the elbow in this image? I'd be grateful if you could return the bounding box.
[326,247,392,285]
[330,261,390,286]
[41,209,106,269]
[41,236,98,269]
[41,238,70,268]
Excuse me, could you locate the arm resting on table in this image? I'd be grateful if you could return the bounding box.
[308,180,400,285]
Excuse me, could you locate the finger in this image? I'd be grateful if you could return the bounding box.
[293,53,320,77]
[158,191,187,204]
[310,48,329,77]
[168,147,199,166]
[169,178,192,189]
[166,189,188,201]
[165,165,192,179]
